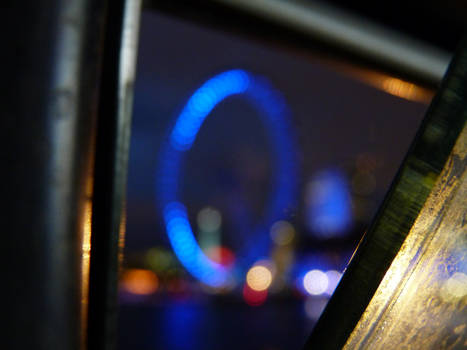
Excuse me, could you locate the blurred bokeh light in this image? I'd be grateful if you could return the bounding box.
[246,265,273,292]
[306,169,353,238]
[303,270,329,296]
[121,269,159,295]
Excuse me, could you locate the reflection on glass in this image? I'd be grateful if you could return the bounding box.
[381,77,426,101]
[342,67,434,103]
[81,198,92,348]
[305,297,329,320]
[344,126,467,349]
[325,270,343,295]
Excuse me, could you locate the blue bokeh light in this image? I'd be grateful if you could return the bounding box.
[170,70,250,150]
[163,202,229,287]
[157,69,298,287]
[306,169,353,238]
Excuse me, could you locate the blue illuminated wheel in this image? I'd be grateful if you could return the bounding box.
[157,69,298,287]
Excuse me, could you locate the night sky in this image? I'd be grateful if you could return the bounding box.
[126,10,427,252]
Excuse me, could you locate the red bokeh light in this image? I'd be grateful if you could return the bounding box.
[206,246,236,267]
[243,283,268,306]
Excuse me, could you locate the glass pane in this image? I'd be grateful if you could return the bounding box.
[118,10,430,350]
[343,124,467,350]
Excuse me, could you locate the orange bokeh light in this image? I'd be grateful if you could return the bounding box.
[121,269,159,295]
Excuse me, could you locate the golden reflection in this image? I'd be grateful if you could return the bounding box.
[367,74,433,103]
[297,53,434,104]
[440,272,467,302]
[81,198,92,349]
[80,139,94,350]
[380,77,423,101]
[331,60,434,103]
[82,201,92,261]
[303,51,438,103]
[118,201,127,270]
[344,125,467,349]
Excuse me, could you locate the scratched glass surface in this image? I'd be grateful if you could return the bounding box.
[344,125,467,349]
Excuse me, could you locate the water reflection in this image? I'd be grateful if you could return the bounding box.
[119,299,310,350]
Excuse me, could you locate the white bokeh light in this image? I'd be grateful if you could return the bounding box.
[325,270,343,295]
[303,269,329,295]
